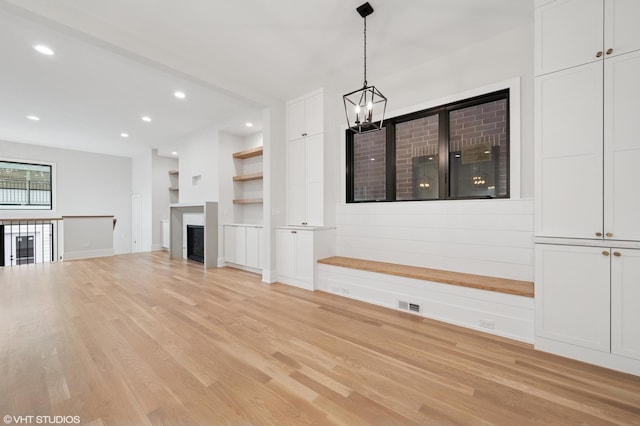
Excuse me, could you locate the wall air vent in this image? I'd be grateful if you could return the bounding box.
[398,300,421,314]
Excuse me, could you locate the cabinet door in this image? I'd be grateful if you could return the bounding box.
[605,0,640,58]
[535,0,603,76]
[535,244,611,352]
[305,135,324,226]
[258,228,264,269]
[295,230,314,285]
[611,248,640,360]
[234,226,246,266]
[277,229,296,278]
[535,62,604,238]
[304,93,324,137]
[287,140,307,225]
[604,50,640,241]
[287,99,305,141]
[224,225,236,263]
[245,227,260,269]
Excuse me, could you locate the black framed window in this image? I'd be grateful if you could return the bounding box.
[346,89,509,202]
[0,160,53,210]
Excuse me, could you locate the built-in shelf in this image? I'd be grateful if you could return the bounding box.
[233,172,263,182]
[232,146,263,159]
[168,169,179,197]
[233,198,263,205]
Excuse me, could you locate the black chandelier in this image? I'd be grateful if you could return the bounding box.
[343,2,387,134]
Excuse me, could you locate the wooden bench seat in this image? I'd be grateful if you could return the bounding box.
[318,256,534,298]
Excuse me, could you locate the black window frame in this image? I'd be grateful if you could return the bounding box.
[346,88,510,203]
[0,160,54,210]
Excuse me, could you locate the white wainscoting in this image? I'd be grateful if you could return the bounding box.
[335,198,534,281]
[317,263,534,343]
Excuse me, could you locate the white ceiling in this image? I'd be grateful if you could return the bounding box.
[0,0,532,158]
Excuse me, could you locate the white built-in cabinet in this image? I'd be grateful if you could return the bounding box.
[224,224,263,271]
[287,92,323,141]
[534,0,640,376]
[535,245,640,368]
[535,0,640,76]
[535,0,640,241]
[276,226,335,291]
[277,228,314,288]
[286,91,325,226]
[287,135,323,226]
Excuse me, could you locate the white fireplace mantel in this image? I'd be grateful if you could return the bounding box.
[169,202,218,269]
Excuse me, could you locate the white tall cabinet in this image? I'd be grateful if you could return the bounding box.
[534,0,640,375]
[277,89,336,291]
[286,90,331,227]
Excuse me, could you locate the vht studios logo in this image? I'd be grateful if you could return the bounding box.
[3,415,80,425]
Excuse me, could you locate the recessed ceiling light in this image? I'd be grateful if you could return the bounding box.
[26,115,40,121]
[171,151,178,156]
[120,133,129,138]
[245,122,253,127]
[174,91,186,99]
[141,116,152,122]
[33,44,55,56]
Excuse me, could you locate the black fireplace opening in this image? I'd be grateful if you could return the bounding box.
[186,225,204,263]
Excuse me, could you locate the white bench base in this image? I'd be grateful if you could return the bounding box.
[317,263,534,343]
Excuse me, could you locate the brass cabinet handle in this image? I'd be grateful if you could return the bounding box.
[596,232,602,237]
[596,51,603,58]
[291,230,297,234]
[613,251,621,257]
[602,251,610,256]
[606,232,613,237]
[301,132,308,137]
[302,222,308,225]
[606,48,613,55]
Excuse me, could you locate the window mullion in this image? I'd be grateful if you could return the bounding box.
[438,111,449,199]
[386,123,395,201]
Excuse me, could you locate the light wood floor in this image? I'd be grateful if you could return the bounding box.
[1,253,639,425]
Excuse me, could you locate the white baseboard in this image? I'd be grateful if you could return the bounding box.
[224,262,261,275]
[262,269,276,284]
[63,248,114,261]
[276,275,314,291]
[217,257,226,268]
[535,336,640,376]
[317,264,534,343]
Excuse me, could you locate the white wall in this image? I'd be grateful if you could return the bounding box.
[152,150,178,250]
[331,23,535,281]
[0,139,132,254]
[179,125,219,204]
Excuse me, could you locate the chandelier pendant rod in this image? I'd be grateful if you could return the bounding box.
[363,15,367,87]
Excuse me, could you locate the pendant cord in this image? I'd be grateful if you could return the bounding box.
[363,16,367,87]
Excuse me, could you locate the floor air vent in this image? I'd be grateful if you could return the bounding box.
[398,300,421,314]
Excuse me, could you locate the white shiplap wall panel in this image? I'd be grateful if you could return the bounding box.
[335,199,534,281]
